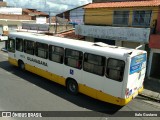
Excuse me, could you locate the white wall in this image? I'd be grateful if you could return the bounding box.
[0,7,22,15]
[70,7,84,24]
[36,17,46,24]
[75,25,150,43]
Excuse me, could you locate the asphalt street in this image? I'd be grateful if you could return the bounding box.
[0,41,159,120]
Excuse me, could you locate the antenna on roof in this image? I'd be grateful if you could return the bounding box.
[135,44,144,50]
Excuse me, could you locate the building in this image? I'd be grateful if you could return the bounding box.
[0,6,48,51]
[0,7,48,35]
[57,4,89,25]
[147,8,160,80]
[0,0,7,7]
[148,35,160,80]
[22,8,49,22]
[75,0,160,82]
[0,8,31,35]
[76,1,160,49]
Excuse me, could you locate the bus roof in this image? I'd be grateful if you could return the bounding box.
[9,32,145,58]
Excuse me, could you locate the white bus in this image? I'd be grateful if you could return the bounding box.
[7,32,147,106]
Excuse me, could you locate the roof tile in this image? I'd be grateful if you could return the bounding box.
[56,30,84,40]
[84,0,160,8]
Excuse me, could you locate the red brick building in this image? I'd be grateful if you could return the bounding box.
[147,9,160,80]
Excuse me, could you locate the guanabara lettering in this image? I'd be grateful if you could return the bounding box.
[27,57,48,66]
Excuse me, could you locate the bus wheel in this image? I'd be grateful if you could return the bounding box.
[67,79,78,95]
[18,60,25,71]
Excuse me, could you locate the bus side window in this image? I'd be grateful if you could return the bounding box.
[83,53,105,76]
[49,45,64,64]
[24,40,35,55]
[35,42,48,59]
[16,38,23,52]
[65,49,83,69]
[8,38,15,53]
[106,58,125,82]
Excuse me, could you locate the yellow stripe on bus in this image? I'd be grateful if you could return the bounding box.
[8,57,18,66]
[79,84,143,106]
[8,58,143,106]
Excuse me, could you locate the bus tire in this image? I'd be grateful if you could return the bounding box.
[66,79,78,95]
[18,60,25,71]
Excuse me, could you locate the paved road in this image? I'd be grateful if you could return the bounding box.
[0,41,159,120]
[0,41,5,50]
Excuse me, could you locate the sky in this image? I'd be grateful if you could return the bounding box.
[4,0,92,15]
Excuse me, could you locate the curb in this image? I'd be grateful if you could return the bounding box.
[139,93,160,103]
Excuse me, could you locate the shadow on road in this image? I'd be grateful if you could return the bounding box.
[0,60,122,115]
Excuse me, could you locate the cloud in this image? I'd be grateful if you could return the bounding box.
[4,0,92,15]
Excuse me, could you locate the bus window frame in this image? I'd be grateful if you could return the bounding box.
[24,39,35,55]
[49,45,64,64]
[35,42,48,59]
[106,58,125,82]
[8,37,15,53]
[16,38,23,52]
[64,48,83,69]
[83,53,106,76]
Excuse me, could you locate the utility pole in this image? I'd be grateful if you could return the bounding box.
[55,15,57,34]
[49,10,51,25]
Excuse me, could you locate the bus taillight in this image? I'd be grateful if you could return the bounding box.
[125,88,129,97]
